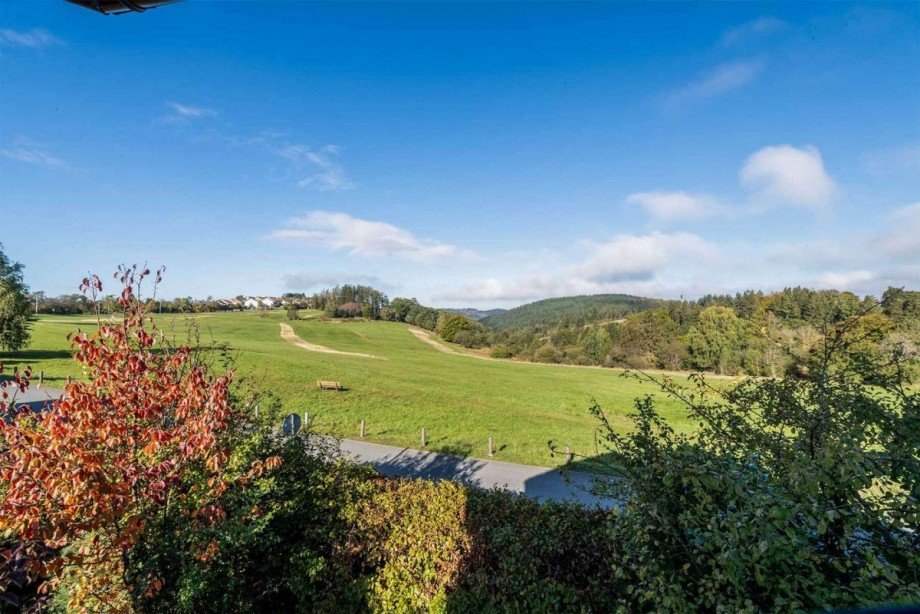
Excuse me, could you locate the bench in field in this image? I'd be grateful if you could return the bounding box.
[316,380,343,391]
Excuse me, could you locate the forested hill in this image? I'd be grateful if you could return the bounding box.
[481,294,662,330]
[440,307,506,321]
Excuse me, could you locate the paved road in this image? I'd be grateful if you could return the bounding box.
[4,386,65,412]
[3,386,614,508]
[331,437,615,508]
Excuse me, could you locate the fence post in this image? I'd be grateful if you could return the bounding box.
[565,445,572,464]
[66,375,72,385]
[360,419,366,438]
[38,371,43,388]
[488,437,494,457]
[254,404,259,418]
[304,412,310,431]
[421,427,427,447]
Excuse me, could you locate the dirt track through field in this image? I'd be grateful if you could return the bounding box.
[279,323,385,360]
[409,328,498,361]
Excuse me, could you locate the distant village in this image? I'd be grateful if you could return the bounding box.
[221,296,285,310]
[30,293,311,315]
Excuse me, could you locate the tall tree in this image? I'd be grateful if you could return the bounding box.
[0,244,32,351]
[686,306,745,374]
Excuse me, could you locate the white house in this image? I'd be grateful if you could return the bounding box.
[243,298,261,309]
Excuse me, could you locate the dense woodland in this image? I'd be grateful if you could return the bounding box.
[480,293,661,329]
[485,287,920,377]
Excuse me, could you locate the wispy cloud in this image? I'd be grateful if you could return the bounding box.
[626,191,724,221]
[740,144,837,210]
[1,141,68,169]
[0,28,63,49]
[164,101,218,122]
[276,144,355,191]
[720,17,786,47]
[268,211,466,261]
[861,142,920,177]
[665,60,763,107]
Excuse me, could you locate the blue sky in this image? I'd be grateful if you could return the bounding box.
[1,1,918,307]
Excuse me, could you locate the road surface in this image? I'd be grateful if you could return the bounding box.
[331,437,615,508]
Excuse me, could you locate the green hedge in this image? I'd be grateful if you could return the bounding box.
[129,434,918,613]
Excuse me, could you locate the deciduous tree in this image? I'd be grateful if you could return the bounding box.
[0,266,279,611]
[0,245,32,351]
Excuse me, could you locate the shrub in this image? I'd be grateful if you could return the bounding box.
[587,315,920,611]
[334,302,364,318]
[0,266,280,610]
[130,435,372,613]
[533,344,560,363]
[452,330,478,348]
[489,344,513,359]
[344,479,471,612]
[451,490,622,611]
[436,313,477,342]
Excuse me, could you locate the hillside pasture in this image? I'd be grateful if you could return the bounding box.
[5,311,699,467]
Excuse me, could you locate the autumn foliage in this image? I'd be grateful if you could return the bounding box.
[0,266,279,611]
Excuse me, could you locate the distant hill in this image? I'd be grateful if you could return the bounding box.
[440,307,507,321]
[481,294,662,330]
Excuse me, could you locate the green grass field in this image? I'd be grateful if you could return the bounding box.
[2,311,699,467]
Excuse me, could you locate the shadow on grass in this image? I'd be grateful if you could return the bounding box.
[565,450,622,477]
[0,349,72,361]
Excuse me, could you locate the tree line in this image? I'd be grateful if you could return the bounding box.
[485,287,919,377]
[289,283,920,380]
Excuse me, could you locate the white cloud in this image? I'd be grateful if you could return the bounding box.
[666,60,763,107]
[879,202,920,261]
[578,232,720,283]
[815,270,875,290]
[434,223,918,306]
[268,211,463,261]
[720,17,786,47]
[765,239,858,269]
[1,144,67,169]
[0,28,63,49]
[276,144,355,191]
[740,145,837,209]
[165,101,217,121]
[626,191,722,221]
[435,232,720,302]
